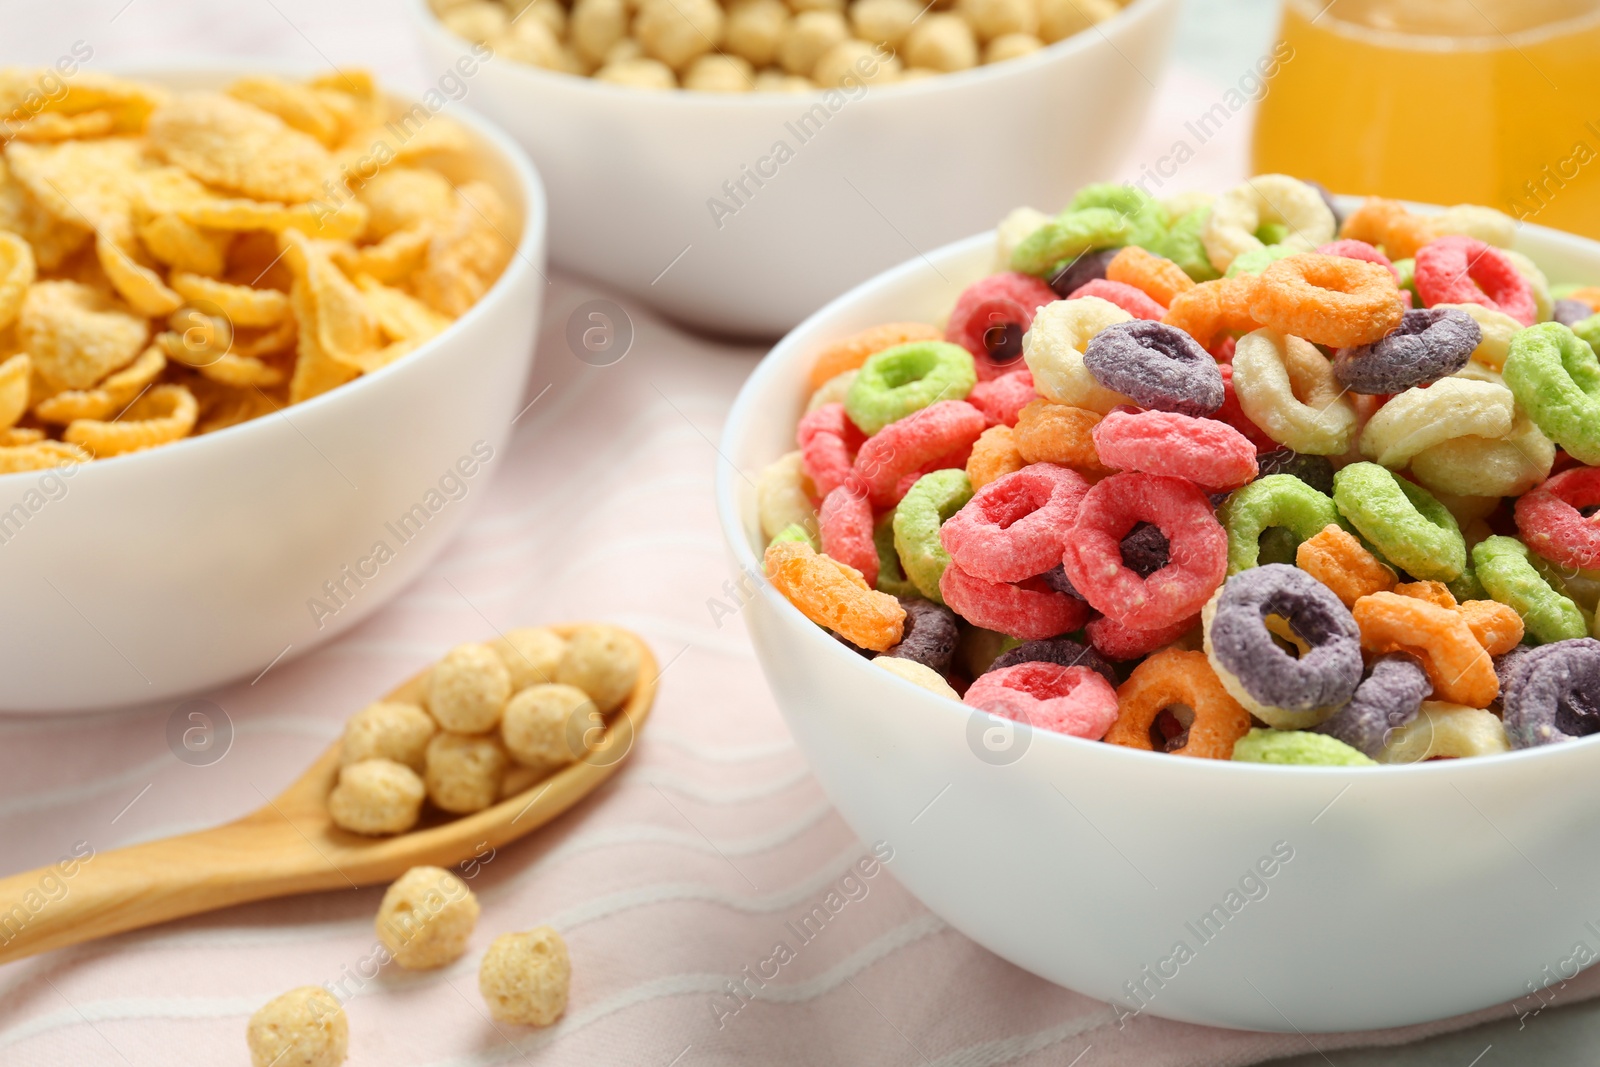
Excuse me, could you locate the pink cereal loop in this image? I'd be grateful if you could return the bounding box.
[853,399,986,506]
[797,402,863,498]
[1086,613,1200,661]
[1068,279,1167,321]
[945,272,1059,380]
[819,481,878,588]
[1414,235,1537,326]
[963,662,1120,740]
[1316,239,1400,281]
[1515,466,1600,572]
[966,368,1037,427]
[941,462,1090,582]
[1091,409,1259,492]
[939,561,1091,640]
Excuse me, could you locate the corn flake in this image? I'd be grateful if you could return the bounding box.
[0,352,28,428]
[64,382,196,456]
[170,271,289,327]
[0,157,89,269]
[33,344,165,423]
[412,181,514,317]
[0,230,36,330]
[146,93,332,204]
[357,274,452,343]
[135,212,230,277]
[226,76,343,148]
[0,439,88,472]
[358,167,457,239]
[19,280,148,389]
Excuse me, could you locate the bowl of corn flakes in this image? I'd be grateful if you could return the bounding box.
[0,66,546,713]
[411,0,1179,337]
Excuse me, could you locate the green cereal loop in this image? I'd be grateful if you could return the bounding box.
[770,523,818,551]
[1224,244,1297,278]
[844,341,976,435]
[1150,206,1220,282]
[1572,313,1600,354]
[1473,535,1587,644]
[1503,323,1600,464]
[1069,183,1167,247]
[1392,258,1418,302]
[1232,727,1376,766]
[893,469,973,605]
[1217,474,1342,574]
[1010,207,1133,276]
[1447,563,1486,605]
[1333,463,1466,582]
[873,510,919,599]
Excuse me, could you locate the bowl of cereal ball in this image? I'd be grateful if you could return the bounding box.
[716,175,1600,1030]
[413,0,1179,336]
[0,67,545,712]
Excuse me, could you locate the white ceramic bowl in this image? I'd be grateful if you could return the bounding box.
[717,219,1600,1031]
[0,69,547,714]
[412,0,1179,337]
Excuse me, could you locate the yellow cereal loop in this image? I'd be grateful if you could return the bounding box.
[758,450,818,541]
[994,206,1051,270]
[1022,296,1133,413]
[0,352,29,429]
[1435,303,1522,372]
[1201,174,1336,273]
[0,230,36,331]
[1231,328,1356,455]
[34,345,166,423]
[64,382,197,456]
[1358,379,1515,470]
[1429,204,1516,248]
[1409,416,1555,499]
[1504,249,1554,324]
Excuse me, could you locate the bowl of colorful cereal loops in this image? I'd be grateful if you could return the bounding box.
[411,0,1180,336]
[0,66,546,712]
[717,176,1600,1030]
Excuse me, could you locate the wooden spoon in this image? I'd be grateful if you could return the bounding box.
[0,625,656,965]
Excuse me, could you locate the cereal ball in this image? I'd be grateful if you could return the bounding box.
[427,643,512,734]
[329,759,426,835]
[496,17,566,69]
[479,927,571,1026]
[246,986,347,1067]
[604,37,646,64]
[441,0,508,42]
[904,13,978,71]
[777,10,850,76]
[812,39,901,87]
[683,54,756,92]
[522,0,568,37]
[753,69,817,91]
[1039,0,1116,43]
[595,56,678,87]
[725,0,791,67]
[556,625,642,713]
[341,701,437,771]
[502,683,594,767]
[984,31,1043,62]
[849,0,920,47]
[376,866,481,970]
[958,0,1037,39]
[491,626,567,692]
[635,0,725,70]
[789,0,845,11]
[571,0,630,65]
[425,732,508,814]
[501,758,559,798]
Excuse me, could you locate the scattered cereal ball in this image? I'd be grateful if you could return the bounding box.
[341,701,437,771]
[812,39,901,86]
[329,759,426,835]
[849,0,920,47]
[904,13,978,72]
[427,643,512,733]
[376,866,481,970]
[425,732,508,814]
[495,17,566,69]
[725,0,791,67]
[441,0,508,42]
[1039,0,1117,43]
[571,0,630,65]
[522,0,568,37]
[984,31,1043,62]
[502,683,595,767]
[958,0,1037,40]
[684,54,756,92]
[778,10,851,76]
[595,57,678,87]
[491,626,567,692]
[246,986,347,1067]
[635,0,725,70]
[753,69,816,91]
[556,625,642,713]
[479,927,572,1026]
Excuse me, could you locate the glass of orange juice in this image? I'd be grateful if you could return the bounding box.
[1252,0,1600,238]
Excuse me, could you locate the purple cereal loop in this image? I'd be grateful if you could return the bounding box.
[1048,248,1120,299]
[1208,564,1364,713]
[1312,654,1432,757]
[1039,564,1086,600]
[988,637,1118,689]
[1554,299,1594,328]
[881,597,960,673]
[1082,320,1224,417]
[1501,638,1600,749]
[1332,308,1481,394]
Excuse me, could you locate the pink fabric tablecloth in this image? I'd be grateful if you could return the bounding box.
[1,3,1590,1064]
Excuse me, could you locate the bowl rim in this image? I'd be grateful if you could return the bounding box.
[0,62,549,484]
[409,0,1179,106]
[715,198,1600,777]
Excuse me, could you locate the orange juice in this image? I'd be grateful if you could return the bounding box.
[1252,0,1600,238]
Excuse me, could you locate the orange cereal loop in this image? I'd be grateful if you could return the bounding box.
[764,539,906,651]
[1567,286,1600,312]
[1013,399,1107,473]
[1106,246,1195,308]
[1339,197,1435,260]
[1161,274,1261,351]
[1457,599,1525,656]
[1105,649,1252,759]
[1295,525,1396,607]
[967,424,1024,490]
[1352,592,1498,708]
[808,322,941,391]
[1393,581,1457,610]
[1250,254,1407,349]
